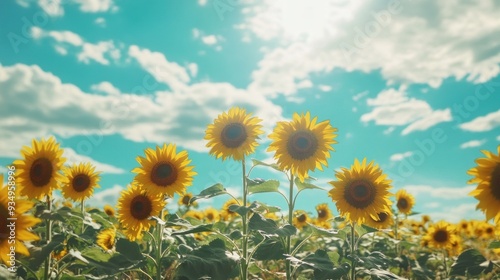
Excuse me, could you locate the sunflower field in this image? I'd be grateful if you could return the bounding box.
[1,107,500,280]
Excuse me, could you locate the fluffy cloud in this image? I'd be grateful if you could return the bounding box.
[91,81,121,95]
[31,0,117,17]
[192,28,224,50]
[459,109,500,132]
[241,0,500,96]
[460,139,486,149]
[390,151,413,162]
[63,148,125,174]
[402,185,475,200]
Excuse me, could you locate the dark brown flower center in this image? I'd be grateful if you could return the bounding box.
[151,162,177,186]
[486,227,494,234]
[287,131,318,160]
[376,212,389,223]
[130,195,153,220]
[29,157,53,187]
[182,195,191,205]
[397,198,408,210]
[221,123,247,148]
[490,164,500,200]
[317,209,327,219]
[207,212,214,220]
[72,174,91,192]
[434,229,448,243]
[103,235,114,250]
[297,213,307,223]
[0,205,9,242]
[105,207,114,217]
[344,180,376,209]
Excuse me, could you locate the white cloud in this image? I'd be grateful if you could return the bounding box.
[426,203,484,223]
[63,148,126,174]
[459,109,500,132]
[91,81,121,95]
[361,87,451,135]
[38,0,64,16]
[95,17,106,27]
[241,0,500,97]
[198,0,207,6]
[497,135,500,141]
[353,90,369,101]
[460,139,486,149]
[48,30,84,46]
[390,151,413,162]
[74,0,117,13]
[90,184,125,209]
[201,35,218,45]
[187,63,198,77]
[78,41,119,65]
[402,185,475,200]
[318,85,331,92]
[192,28,224,49]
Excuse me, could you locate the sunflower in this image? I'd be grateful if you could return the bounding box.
[268,112,337,182]
[96,228,116,251]
[315,203,333,223]
[220,199,241,221]
[468,145,500,223]
[178,192,198,207]
[328,158,392,224]
[422,221,457,250]
[104,205,115,217]
[366,212,394,229]
[13,137,66,200]
[0,174,41,265]
[293,211,309,230]
[184,210,204,221]
[60,162,100,202]
[117,183,165,241]
[205,107,264,161]
[132,143,196,197]
[204,207,220,223]
[395,189,415,215]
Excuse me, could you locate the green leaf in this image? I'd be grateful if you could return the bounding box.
[450,249,493,277]
[247,179,280,194]
[252,238,285,260]
[39,210,66,222]
[248,213,297,237]
[251,159,282,171]
[308,223,345,239]
[229,230,243,240]
[82,247,112,262]
[229,202,258,217]
[176,239,239,280]
[488,240,500,249]
[191,183,227,203]
[355,224,378,236]
[60,274,86,280]
[172,224,213,235]
[294,177,324,191]
[27,233,66,270]
[288,249,350,280]
[115,238,144,262]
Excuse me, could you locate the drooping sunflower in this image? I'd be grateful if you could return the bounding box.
[315,203,333,223]
[13,137,66,200]
[117,183,165,241]
[205,107,264,161]
[132,143,196,197]
[293,211,309,230]
[328,158,392,224]
[0,174,41,265]
[96,228,116,251]
[61,162,101,202]
[268,112,337,182]
[395,189,415,215]
[365,212,394,229]
[422,221,457,250]
[468,145,500,223]
[104,205,115,217]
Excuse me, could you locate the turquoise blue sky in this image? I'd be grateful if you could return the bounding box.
[1,0,499,222]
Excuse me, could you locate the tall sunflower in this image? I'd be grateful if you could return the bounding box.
[117,183,165,241]
[395,189,415,215]
[132,143,196,197]
[205,107,264,161]
[13,137,66,200]
[61,162,100,202]
[96,228,116,251]
[422,221,457,250]
[365,212,394,229]
[328,158,392,224]
[268,112,337,182]
[0,174,41,265]
[468,145,500,223]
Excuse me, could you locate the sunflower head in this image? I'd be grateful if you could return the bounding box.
[220,199,241,221]
[315,203,333,222]
[178,192,198,207]
[293,211,309,230]
[104,205,115,217]
[422,221,457,250]
[468,145,500,223]
[205,107,264,161]
[117,183,165,241]
[204,207,220,223]
[268,112,338,182]
[395,189,415,215]
[132,143,196,198]
[13,137,66,200]
[366,212,394,229]
[61,162,100,202]
[0,174,41,265]
[328,158,392,224]
[97,228,116,251]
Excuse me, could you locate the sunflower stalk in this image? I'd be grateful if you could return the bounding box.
[156,210,164,280]
[80,200,85,234]
[241,156,249,280]
[350,223,357,280]
[286,172,294,280]
[44,196,53,280]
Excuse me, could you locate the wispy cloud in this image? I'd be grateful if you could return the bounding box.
[63,148,126,174]
[390,151,413,162]
[460,139,486,149]
[459,109,500,132]
[402,185,474,200]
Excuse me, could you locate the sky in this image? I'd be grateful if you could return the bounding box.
[1,0,499,223]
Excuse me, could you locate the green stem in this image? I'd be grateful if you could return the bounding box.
[394,214,399,256]
[156,210,164,280]
[351,223,356,280]
[44,196,52,280]
[442,250,448,276]
[241,156,248,280]
[81,200,85,234]
[286,173,294,280]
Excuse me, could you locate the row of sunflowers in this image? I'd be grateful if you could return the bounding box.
[1,107,499,279]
